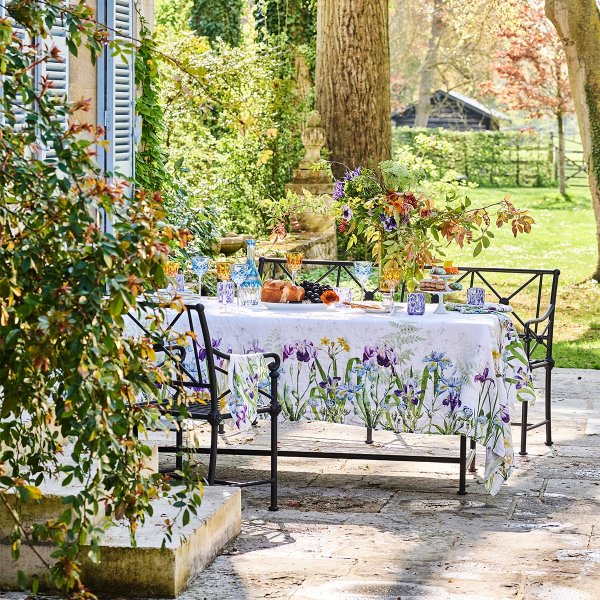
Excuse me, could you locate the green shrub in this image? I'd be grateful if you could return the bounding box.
[155,20,305,238]
[392,128,556,188]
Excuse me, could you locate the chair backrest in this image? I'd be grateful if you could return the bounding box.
[126,302,224,409]
[258,257,560,363]
[258,257,379,298]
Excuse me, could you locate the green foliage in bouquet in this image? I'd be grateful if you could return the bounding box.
[0,3,202,595]
[333,145,534,288]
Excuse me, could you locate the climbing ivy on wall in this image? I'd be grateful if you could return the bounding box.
[189,0,243,47]
[135,19,169,194]
[255,0,317,48]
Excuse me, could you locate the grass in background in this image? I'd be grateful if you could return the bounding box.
[445,187,600,369]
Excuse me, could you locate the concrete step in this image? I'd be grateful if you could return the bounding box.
[0,486,241,598]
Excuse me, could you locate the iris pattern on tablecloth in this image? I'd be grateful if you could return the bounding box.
[275,313,534,495]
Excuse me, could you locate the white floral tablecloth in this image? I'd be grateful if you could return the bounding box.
[135,298,536,495]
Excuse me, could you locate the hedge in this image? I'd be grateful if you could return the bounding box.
[393,127,555,188]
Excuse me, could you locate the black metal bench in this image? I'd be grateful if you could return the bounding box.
[259,257,560,478]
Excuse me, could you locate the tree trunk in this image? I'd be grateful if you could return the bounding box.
[546,0,600,280]
[315,0,391,178]
[414,0,444,128]
[557,112,567,196]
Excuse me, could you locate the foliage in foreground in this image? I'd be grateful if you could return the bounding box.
[0,2,201,595]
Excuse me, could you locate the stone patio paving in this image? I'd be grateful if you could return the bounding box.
[179,368,600,600]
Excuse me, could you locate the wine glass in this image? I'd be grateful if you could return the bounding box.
[230,262,248,307]
[383,267,403,315]
[353,261,373,299]
[286,252,303,284]
[191,255,210,296]
[216,259,233,282]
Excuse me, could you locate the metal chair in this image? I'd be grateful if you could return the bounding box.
[258,257,560,456]
[127,302,282,511]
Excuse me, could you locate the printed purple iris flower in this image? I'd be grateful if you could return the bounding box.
[296,341,317,363]
[442,391,462,412]
[198,337,222,361]
[319,375,341,393]
[235,405,248,428]
[474,367,495,386]
[342,205,353,221]
[500,404,510,423]
[363,344,397,370]
[394,379,420,406]
[515,367,533,390]
[283,344,295,361]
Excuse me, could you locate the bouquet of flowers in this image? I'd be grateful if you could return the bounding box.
[333,156,534,288]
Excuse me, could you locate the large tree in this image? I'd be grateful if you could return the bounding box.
[315,0,391,177]
[392,0,500,123]
[488,0,572,196]
[546,0,600,280]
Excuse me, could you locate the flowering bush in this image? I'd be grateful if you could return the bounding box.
[333,150,534,287]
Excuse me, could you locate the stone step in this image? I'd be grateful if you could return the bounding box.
[0,486,241,598]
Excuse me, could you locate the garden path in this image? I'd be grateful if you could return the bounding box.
[181,368,600,600]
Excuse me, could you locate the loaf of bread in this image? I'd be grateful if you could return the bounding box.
[261,279,306,303]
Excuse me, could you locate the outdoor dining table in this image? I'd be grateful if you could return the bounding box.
[139,295,536,495]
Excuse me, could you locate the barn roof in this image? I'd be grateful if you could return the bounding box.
[393,90,511,123]
[444,90,511,122]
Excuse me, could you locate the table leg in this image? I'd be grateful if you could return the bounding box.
[458,435,467,495]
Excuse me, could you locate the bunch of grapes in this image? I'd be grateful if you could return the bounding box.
[301,281,334,304]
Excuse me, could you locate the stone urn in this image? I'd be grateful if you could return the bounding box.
[286,110,335,235]
[217,233,247,256]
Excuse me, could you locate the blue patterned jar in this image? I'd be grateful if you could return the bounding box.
[467,287,485,307]
[407,292,426,315]
[217,281,235,304]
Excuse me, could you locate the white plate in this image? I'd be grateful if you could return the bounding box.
[263,302,329,312]
[348,301,391,314]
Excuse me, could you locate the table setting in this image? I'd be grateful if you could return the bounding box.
[135,159,537,495]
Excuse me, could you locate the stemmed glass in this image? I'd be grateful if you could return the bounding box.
[353,261,373,299]
[383,267,403,315]
[286,252,303,284]
[230,262,248,307]
[216,259,233,311]
[191,255,210,296]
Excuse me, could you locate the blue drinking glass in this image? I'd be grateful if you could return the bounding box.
[353,261,374,299]
[230,262,248,307]
[190,255,210,296]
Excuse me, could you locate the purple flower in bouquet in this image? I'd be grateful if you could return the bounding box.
[333,180,346,201]
[342,205,353,221]
[380,213,398,232]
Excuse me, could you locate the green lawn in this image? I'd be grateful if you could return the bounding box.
[445,187,600,369]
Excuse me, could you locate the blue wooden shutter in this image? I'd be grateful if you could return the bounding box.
[36,12,69,161]
[100,0,135,180]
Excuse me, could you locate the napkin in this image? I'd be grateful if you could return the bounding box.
[225,353,270,431]
[446,302,513,315]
